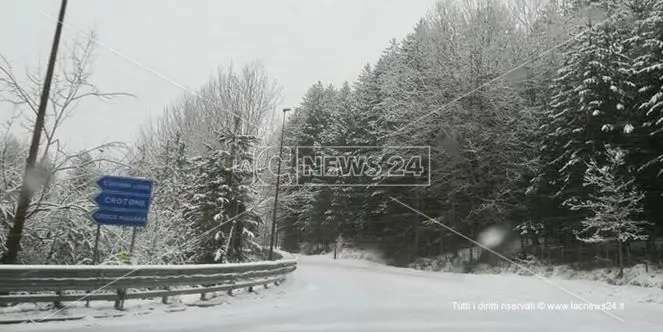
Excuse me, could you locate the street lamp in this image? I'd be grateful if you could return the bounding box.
[268,108,292,260]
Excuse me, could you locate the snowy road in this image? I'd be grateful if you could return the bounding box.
[5,255,663,332]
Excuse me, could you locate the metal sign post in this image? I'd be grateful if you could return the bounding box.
[88,223,101,308]
[92,224,101,265]
[128,228,138,260]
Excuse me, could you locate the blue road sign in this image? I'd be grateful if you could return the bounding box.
[91,209,148,227]
[91,175,154,227]
[96,175,153,196]
[93,191,151,211]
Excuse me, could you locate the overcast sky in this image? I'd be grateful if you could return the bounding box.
[1,0,435,152]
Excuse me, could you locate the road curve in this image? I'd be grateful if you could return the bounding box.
[5,255,663,332]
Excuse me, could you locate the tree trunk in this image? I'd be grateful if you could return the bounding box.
[532,233,540,246]
[520,236,526,256]
[223,222,235,262]
[150,214,160,259]
[617,241,624,278]
[645,238,651,262]
[413,226,421,259]
[45,237,57,264]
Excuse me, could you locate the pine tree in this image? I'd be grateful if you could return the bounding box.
[278,82,339,251]
[630,0,663,175]
[183,131,261,263]
[564,145,650,275]
[538,6,635,222]
[149,133,194,263]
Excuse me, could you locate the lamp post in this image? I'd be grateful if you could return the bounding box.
[268,108,291,260]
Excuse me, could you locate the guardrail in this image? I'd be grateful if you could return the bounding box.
[0,250,297,310]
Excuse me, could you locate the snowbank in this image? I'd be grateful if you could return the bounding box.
[473,262,663,288]
[323,247,388,265]
[409,254,663,289]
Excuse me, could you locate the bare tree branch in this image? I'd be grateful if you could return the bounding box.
[0,28,134,263]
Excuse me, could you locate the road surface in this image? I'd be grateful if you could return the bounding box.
[5,255,663,331]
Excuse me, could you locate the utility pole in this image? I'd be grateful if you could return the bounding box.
[268,108,291,260]
[1,0,69,264]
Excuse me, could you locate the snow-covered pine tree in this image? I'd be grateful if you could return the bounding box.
[182,131,261,263]
[147,133,195,264]
[278,82,339,250]
[629,0,663,176]
[564,145,650,275]
[538,2,635,219]
[222,132,263,263]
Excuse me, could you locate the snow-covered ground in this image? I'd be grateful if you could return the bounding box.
[3,254,663,331]
[408,250,663,289]
[473,261,663,289]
